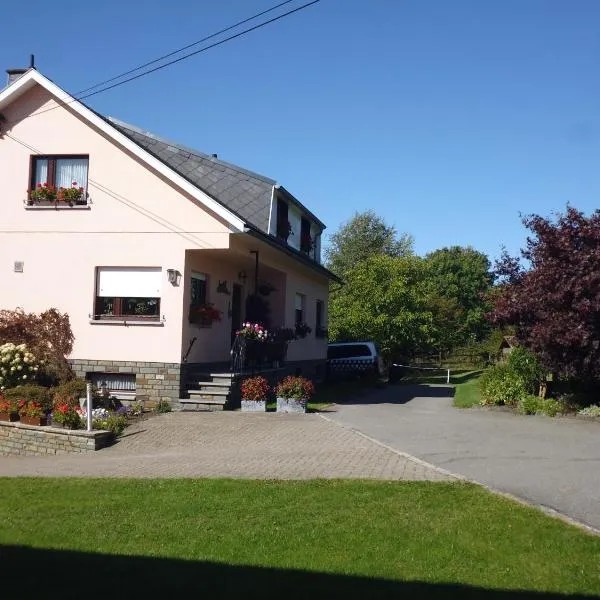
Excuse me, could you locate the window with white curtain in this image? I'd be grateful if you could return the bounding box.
[30,155,89,205]
[94,267,162,320]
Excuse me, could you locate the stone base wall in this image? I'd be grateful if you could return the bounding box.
[70,360,182,408]
[0,421,112,456]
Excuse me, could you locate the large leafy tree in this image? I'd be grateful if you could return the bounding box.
[325,211,413,278]
[491,207,600,380]
[424,246,494,352]
[328,255,434,360]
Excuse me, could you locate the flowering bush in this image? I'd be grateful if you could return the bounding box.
[275,376,315,401]
[18,400,44,418]
[0,396,17,414]
[0,308,75,385]
[57,181,85,203]
[237,322,268,340]
[189,303,222,326]
[52,402,83,429]
[29,182,57,202]
[0,343,39,390]
[241,376,270,401]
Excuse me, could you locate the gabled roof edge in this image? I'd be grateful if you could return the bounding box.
[0,69,246,232]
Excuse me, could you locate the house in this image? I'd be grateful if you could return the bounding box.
[0,67,340,407]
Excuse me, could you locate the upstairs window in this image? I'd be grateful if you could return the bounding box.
[94,267,161,321]
[276,198,291,241]
[28,155,89,206]
[300,217,313,254]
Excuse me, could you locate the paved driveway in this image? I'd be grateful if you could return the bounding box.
[328,384,600,531]
[0,412,451,481]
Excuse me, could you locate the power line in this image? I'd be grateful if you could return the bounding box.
[15,0,321,122]
[76,0,298,95]
[4,132,220,250]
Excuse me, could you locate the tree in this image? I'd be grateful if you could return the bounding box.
[325,211,413,278]
[328,255,434,360]
[424,246,494,352]
[490,206,600,380]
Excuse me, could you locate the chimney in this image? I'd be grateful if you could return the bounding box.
[6,68,28,86]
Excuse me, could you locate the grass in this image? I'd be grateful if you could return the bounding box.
[396,368,483,408]
[453,371,483,408]
[0,478,599,599]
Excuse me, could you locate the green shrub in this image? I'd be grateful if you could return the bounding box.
[156,399,172,413]
[52,378,88,406]
[507,347,542,394]
[577,404,600,417]
[479,364,527,406]
[3,385,52,410]
[537,398,561,417]
[518,394,540,415]
[93,413,128,436]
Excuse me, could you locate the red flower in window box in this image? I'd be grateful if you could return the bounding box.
[28,182,57,203]
[57,182,85,204]
[189,303,222,326]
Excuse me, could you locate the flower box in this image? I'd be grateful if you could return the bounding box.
[20,415,48,426]
[0,411,19,422]
[276,398,306,413]
[241,400,266,412]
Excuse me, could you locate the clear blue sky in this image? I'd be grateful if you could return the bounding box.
[3,0,600,263]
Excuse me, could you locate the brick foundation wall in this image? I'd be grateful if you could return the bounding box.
[0,421,112,456]
[70,360,182,408]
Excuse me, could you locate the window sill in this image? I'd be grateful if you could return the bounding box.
[25,205,91,211]
[89,319,164,327]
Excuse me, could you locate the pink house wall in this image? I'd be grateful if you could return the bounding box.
[0,84,232,365]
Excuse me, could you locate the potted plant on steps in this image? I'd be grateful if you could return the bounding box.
[240,376,269,412]
[275,376,315,414]
[0,395,19,422]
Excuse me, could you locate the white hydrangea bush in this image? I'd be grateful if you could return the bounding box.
[0,343,40,390]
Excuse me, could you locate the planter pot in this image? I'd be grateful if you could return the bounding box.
[241,400,266,412]
[19,415,48,426]
[0,411,19,422]
[276,398,307,413]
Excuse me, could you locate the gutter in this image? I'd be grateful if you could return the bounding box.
[243,225,343,284]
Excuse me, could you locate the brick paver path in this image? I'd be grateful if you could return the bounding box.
[0,412,453,481]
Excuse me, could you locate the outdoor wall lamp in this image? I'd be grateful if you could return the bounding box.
[167,269,181,286]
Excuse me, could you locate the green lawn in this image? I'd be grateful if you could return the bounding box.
[453,370,483,408]
[0,478,598,599]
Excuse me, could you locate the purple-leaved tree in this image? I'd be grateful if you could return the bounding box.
[490,206,600,380]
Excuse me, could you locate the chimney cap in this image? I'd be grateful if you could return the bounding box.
[6,68,28,75]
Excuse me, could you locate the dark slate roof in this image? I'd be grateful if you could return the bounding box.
[107,117,275,232]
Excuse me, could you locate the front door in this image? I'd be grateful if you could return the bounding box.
[231,283,243,344]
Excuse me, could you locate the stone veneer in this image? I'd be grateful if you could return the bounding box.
[70,359,182,408]
[0,421,112,456]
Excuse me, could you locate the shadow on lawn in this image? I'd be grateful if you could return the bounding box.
[1,545,591,600]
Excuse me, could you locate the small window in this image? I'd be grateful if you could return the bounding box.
[300,218,312,254]
[315,299,327,338]
[295,293,306,324]
[28,155,89,206]
[276,198,290,240]
[94,267,161,320]
[191,272,208,306]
